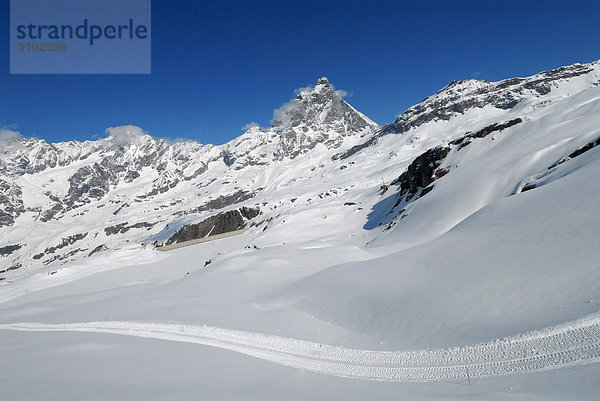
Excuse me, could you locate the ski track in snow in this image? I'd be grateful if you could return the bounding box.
[1,312,599,382]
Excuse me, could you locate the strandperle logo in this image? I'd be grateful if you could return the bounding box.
[10,0,151,74]
[15,19,149,46]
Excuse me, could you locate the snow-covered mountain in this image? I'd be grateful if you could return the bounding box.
[1,60,600,400]
[2,61,598,277]
[0,77,378,274]
[0,62,597,272]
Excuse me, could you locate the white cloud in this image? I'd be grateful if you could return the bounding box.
[294,86,313,96]
[271,99,300,127]
[0,128,22,143]
[335,89,352,98]
[105,125,148,145]
[241,122,261,131]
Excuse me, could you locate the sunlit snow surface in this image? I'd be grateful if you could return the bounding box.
[1,69,600,399]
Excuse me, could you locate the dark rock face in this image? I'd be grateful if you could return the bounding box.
[66,164,113,208]
[88,244,108,256]
[521,183,537,192]
[0,263,22,275]
[165,206,260,246]
[239,206,260,220]
[28,233,90,271]
[391,146,451,204]
[43,233,88,255]
[184,164,208,181]
[0,179,24,227]
[522,135,600,193]
[450,118,523,150]
[0,244,23,256]
[40,203,65,222]
[124,170,140,182]
[104,222,156,236]
[39,247,85,266]
[112,203,129,216]
[548,135,600,169]
[568,136,600,159]
[222,151,236,167]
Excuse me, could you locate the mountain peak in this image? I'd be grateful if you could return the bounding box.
[384,59,600,134]
[294,77,335,101]
[271,77,375,133]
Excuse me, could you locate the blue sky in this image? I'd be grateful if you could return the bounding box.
[1,0,599,145]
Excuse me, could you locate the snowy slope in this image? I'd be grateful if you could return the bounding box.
[0,60,599,400]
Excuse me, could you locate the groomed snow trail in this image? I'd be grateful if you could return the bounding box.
[2,313,599,382]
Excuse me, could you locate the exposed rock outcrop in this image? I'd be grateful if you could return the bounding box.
[450,118,523,150]
[0,244,23,256]
[164,207,260,246]
[0,179,24,227]
[104,222,156,236]
[391,146,451,205]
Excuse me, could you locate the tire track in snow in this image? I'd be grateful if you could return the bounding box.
[1,312,599,382]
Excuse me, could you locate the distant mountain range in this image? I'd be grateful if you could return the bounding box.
[1,59,599,278]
